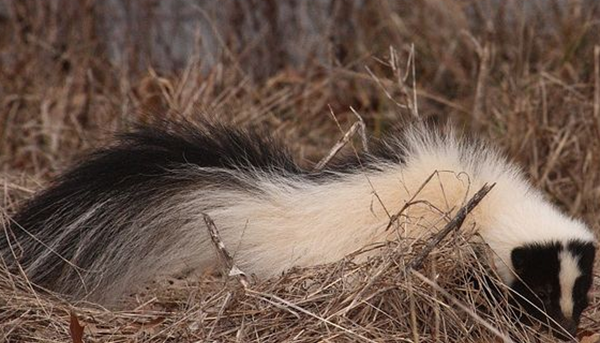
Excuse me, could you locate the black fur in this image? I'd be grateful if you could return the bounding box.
[568,241,595,323]
[3,120,303,290]
[3,119,404,293]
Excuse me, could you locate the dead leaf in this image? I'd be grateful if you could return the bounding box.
[69,311,85,343]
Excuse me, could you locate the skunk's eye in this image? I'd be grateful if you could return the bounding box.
[536,289,550,303]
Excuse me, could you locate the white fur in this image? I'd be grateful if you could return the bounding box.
[172,127,595,288]
[559,251,582,318]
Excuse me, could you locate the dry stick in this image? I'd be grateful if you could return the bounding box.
[405,183,495,272]
[350,106,369,153]
[385,171,438,231]
[408,274,419,343]
[203,213,249,289]
[365,64,407,113]
[324,108,393,222]
[594,46,600,134]
[315,106,369,172]
[374,46,420,120]
[313,120,361,172]
[538,130,569,186]
[206,291,232,339]
[408,43,419,119]
[472,44,490,131]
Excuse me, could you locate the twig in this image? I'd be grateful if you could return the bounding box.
[472,43,490,131]
[350,106,369,153]
[408,272,420,343]
[313,121,360,172]
[206,292,232,339]
[380,46,420,119]
[365,64,407,112]
[594,46,600,134]
[203,213,249,289]
[313,107,369,172]
[405,183,495,272]
[409,44,419,119]
[385,171,438,231]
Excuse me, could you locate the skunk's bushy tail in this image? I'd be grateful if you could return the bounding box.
[2,120,318,304]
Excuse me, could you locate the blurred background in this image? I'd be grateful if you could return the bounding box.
[2,0,600,226]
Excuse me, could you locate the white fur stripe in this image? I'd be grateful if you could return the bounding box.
[559,250,581,319]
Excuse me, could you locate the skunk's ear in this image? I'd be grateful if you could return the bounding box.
[511,247,528,273]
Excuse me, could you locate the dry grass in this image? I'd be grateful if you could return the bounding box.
[2,0,600,341]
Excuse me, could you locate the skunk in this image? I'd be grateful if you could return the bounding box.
[1,120,596,338]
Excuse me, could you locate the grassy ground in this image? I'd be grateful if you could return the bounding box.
[2,0,600,341]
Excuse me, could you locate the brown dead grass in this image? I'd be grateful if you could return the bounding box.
[2,0,600,342]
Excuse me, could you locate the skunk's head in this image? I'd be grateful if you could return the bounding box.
[509,240,595,339]
[464,152,598,339]
[487,200,596,339]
